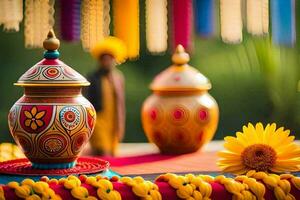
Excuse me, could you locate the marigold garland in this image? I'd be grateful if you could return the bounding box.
[24,0,55,48]
[218,123,300,174]
[246,0,269,36]
[1,172,300,199]
[7,179,61,200]
[271,0,296,46]
[145,0,168,54]
[0,186,4,200]
[156,173,212,200]
[80,0,104,52]
[120,176,161,200]
[113,0,139,59]
[0,0,23,32]
[103,0,111,37]
[0,143,24,162]
[220,0,243,43]
[171,0,193,51]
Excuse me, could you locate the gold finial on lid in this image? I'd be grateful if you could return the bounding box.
[171,45,190,65]
[43,30,60,51]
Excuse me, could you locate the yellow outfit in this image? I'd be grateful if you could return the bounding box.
[90,76,118,155]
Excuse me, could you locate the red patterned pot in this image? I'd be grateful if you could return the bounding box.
[141,45,219,154]
[8,31,96,169]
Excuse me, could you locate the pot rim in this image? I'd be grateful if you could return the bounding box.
[14,82,90,87]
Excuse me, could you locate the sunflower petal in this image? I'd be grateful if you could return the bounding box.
[223,137,245,153]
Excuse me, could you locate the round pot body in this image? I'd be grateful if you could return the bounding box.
[142,91,219,154]
[8,87,96,169]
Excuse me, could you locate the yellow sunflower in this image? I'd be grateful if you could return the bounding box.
[218,122,300,174]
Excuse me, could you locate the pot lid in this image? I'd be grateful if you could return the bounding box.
[15,30,90,87]
[150,45,211,92]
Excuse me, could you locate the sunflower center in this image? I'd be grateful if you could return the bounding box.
[241,144,277,172]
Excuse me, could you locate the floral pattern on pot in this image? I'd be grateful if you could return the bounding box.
[19,105,54,134]
[9,103,95,165]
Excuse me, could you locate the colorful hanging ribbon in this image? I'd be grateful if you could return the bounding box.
[0,0,23,32]
[171,0,193,51]
[103,0,110,37]
[247,0,269,36]
[60,0,81,42]
[113,0,139,59]
[81,0,104,51]
[24,0,55,48]
[145,0,168,54]
[220,0,243,43]
[194,0,215,38]
[271,0,295,46]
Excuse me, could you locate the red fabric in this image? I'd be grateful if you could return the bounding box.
[171,0,193,51]
[2,180,300,200]
[101,151,219,175]
[0,157,109,176]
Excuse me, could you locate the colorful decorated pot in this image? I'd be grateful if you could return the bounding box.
[8,31,96,169]
[141,45,219,154]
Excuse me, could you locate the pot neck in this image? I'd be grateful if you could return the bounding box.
[153,90,207,96]
[24,87,82,97]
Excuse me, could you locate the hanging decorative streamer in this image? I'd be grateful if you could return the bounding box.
[171,0,193,51]
[24,0,55,48]
[103,0,110,37]
[113,0,139,59]
[220,0,243,43]
[271,0,295,46]
[81,0,104,51]
[0,0,23,32]
[145,0,168,54]
[247,0,269,36]
[194,0,215,37]
[60,0,81,42]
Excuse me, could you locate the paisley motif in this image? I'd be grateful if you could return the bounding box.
[15,134,33,156]
[71,132,88,154]
[86,107,96,132]
[8,106,19,134]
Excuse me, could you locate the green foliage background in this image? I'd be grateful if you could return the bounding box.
[0,2,300,142]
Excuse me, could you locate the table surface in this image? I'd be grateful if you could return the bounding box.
[114,141,224,157]
[94,141,224,175]
[98,140,300,175]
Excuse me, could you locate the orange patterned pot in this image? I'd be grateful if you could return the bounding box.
[8,31,96,169]
[141,45,219,154]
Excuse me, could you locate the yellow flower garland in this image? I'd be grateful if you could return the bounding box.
[246,171,296,200]
[60,175,96,200]
[83,175,121,200]
[157,173,212,200]
[0,186,4,200]
[7,179,61,200]
[1,172,300,200]
[120,176,161,200]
